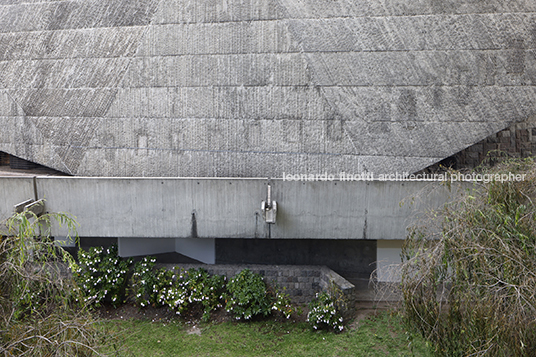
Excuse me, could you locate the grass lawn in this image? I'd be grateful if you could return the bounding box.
[102,311,431,356]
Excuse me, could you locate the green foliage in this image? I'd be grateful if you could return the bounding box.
[307,291,344,332]
[130,256,160,307]
[271,289,294,319]
[132,261,227,321]
[0,209,82,319]
[402,158,536,356]
[74,244,132,307]
[224,269,273,320]
[185,269,226,321]
[157,268,226,321]
[0,209,108,355]
[132,263,294,322]
[156,268,188,313]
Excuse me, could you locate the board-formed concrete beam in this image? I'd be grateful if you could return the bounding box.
[0,176,463,240]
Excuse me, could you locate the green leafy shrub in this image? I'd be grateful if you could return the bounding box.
[307,291,344,332]
[152,267,226,321]
[134,265,295,322]
[110,254,298,323]
[156,268,187,313]
[185,268,226,321]
[74,244,132,307]
[131,256,160,307]
[0,210,82,318]
[224,269,273,320]
[271,289,294,319]
[402,158,536,356]
[0,209,110,355]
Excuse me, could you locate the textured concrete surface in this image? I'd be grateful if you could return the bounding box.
[0,0,534,176]
[0,176,461,240]
[0,175,459,283]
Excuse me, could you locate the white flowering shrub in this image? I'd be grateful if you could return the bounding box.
[224,269,273,320]
[74,245,132,307]
[185,269,226,321]
[157,269,188,314]
[130,256,162,307]
[151,267,225,321]
[77,250,297,324]
[271,289,294,319]
[307,292,344,332]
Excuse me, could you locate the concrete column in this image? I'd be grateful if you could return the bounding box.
[376,240,404,282]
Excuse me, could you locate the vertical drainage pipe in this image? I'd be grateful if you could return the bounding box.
[33,176,38,201]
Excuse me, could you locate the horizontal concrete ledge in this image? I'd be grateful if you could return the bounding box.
[0,175,475,182]
[0,176,465,240]
[320,266,355,298]
[23,176,270,181]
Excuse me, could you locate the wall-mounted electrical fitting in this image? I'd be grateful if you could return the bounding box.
[261,184,277,224]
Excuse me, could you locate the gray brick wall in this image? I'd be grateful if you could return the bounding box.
[161,263,354,305]
[423,117,536,171]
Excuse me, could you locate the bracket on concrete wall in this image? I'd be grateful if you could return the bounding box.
[14,199,45,216]
[261,183,277,224]
[12,176,44,217]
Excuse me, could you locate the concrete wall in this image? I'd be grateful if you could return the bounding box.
[376,240,405,283]
[0,177,35,223]
[0,176,461,281]
[0,177,460,240]
[0,0,534,177]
